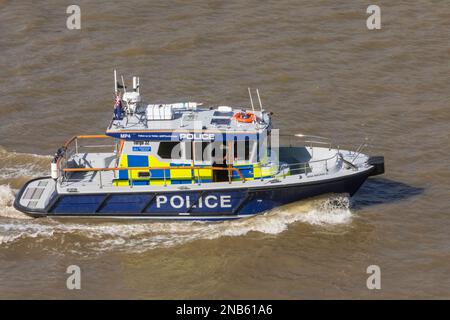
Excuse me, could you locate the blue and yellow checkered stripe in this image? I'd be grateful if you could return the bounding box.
[231,163,280,181]
[114,154,213,186]
[113,154,283,186]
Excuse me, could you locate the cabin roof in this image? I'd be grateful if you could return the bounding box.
[106,106,271,137]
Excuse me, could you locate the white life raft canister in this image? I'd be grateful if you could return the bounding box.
[51,162,58,180]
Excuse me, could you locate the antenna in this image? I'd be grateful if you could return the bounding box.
[248,87,255,113]
[121,75,127,93]
[256,88,263,112]
[120,75,129,113]
[114,69,118,95]
[133,76,139,92]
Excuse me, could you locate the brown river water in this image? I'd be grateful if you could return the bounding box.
[0,0,449,299]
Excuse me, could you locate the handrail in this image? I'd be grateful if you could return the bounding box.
[76,134,110,139]
[55,135,249,186]
[62,165,246,182]
[277,153,339,167]
[56,134,343,187]
[253,152,339,176]
[63,134,110,147]
[279,134,333,149]
[280,134,370,158]
[56,135,113,166]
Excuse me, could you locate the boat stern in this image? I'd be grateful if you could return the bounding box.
[13,177,56,217]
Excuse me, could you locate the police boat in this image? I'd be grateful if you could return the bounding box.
[14,72,384,220]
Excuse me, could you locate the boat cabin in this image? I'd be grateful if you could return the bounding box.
[104,87,278,186]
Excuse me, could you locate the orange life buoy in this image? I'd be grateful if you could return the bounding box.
[233,111,256,123]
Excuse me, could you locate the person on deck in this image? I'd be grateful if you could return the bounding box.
[113,95,123,120]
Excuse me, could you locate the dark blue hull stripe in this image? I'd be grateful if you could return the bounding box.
[14,170,372,219]
[15,172,370,219]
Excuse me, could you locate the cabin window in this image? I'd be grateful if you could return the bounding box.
[193,142,212,162]
[184,142,192,160]
[234,137,252,161]
[245,137,250,160]
[138,171,150,178]
[157,142,181,159]
[257,135,260,162]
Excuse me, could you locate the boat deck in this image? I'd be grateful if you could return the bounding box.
[61,152,118,188]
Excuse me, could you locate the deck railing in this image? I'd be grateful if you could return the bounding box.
[279,134,336,159]
[280,134,333,148]
[62,165,247,188]
[279,134,369,161]
[55,135,117,184]
[55,134,343,188]
[56,135,248,187]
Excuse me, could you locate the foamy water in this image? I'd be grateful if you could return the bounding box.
[0,185,31,220]
[0,147,50,182]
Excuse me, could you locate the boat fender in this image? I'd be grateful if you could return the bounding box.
[368,156,385,176]
[51,162,58,180]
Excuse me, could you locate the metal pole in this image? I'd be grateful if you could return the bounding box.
[121,75,126,93]
[248,88,255,113]
[114,69,118,95]
[256,88,263,112]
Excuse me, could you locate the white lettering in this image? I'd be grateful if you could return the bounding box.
[155,194,233,209]
[170,195,184,209]
[204,195,218,208]
[179,133,215,141]
[156,195,167,208]
[177,304,210,317]
[220,195,232,208]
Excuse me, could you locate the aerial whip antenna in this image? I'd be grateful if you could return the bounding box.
[256,88,263,112]
[114,69,118,95]
[133,76,140,92]
[248,87,255,113]
[121,75,127,93]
